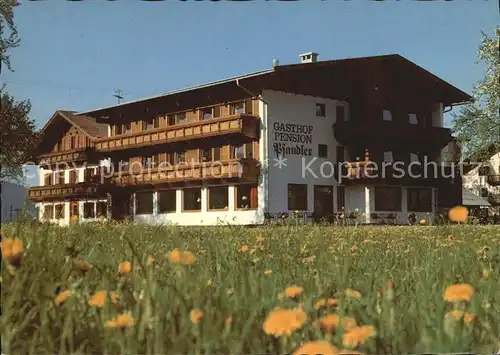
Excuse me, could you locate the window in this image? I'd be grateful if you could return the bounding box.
[316,103,326,117]
[213,106,221,118]
[230,102,245,115]
[136,191,153,215]
[96,202,107,217]
[70,136,77,150]
[142,156,153,169]
[288,184,308,210]
[142,118,154,131]
[318,144,328,158]
[44,173,53,186]
[43,205,53,219]
[175,150,186,164]
[481,187,489,198]
[151,154,159,168]
[167,153,175,166]
[153,116,161,129]
[55,170,65,184]
[213,147,221,161]
[208,186,229,210]
[336,106,346,121]
[69,170,78,184]
[55,204,65,219]
[337,186,345,211]
[115,124,122,135]
[407,187,432,212]
[383,151,394,162]
[84,202,96,218]
[84,167,97,182]
[123,123,132,134]
[374,187,402,211]
[230,144,244,159]
[158,190,176,213]
[201,148,213,162]
[201,108,213,120]
[409,113,418,125]
[236,184,258,209]
[382,109,392,121]
[183,188,201,211]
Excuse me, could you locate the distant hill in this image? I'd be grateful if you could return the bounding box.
[1,181,36,222]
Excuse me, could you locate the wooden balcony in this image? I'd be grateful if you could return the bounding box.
[108,158,260,187]
[334,120,453,150]
[36,148,92,166]
[28,182,104,202]
[487,174,500,186]
[94,114,260,152]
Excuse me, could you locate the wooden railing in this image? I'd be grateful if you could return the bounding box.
[94,114,260,152]
[110,158,260,186]
[28,183,103,201]
[37,148,89,165]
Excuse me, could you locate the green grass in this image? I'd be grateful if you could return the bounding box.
[1,221,500,354]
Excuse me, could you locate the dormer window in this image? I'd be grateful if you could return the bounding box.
[382,109,392,121]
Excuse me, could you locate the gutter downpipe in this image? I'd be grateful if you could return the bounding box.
[236,78,270,223]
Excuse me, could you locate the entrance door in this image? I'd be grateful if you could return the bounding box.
[314,185,334,218]
[111,192,132,220]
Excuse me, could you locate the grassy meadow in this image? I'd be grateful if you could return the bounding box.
[1,221,500,354]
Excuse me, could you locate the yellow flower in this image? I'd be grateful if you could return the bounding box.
[207,280,213,286]
[70,215,79,223]
[448,205,469,222]
[104,313,135,328]
[73,259,93,272]
[88,291,119,308]
[284,285,304,298]
[146,255,155,266]
[239,245,250,253]
[293,341,338,355]
[314,298,337,309]
[482,269,489,278]
[256,236,265,243]
[1,238,24,267]
[445,310,476,323]
[264,269,272,275]
[190,308,204,324]
[314,299,327,309]
[343,325,377,348]
[225,316,233,326]
[443,283,475,302]
[167,248,196,265]
[55,290,72,305]
[118,261,132,274]
[314,314,358,333]
[263,308,308,337]
[344,289,361,299]
[327,298,337,307]
[227,288,234,296]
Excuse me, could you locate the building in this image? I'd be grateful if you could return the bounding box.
[28,53,472,226]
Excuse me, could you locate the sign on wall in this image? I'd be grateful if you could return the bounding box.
[272,122,314,157]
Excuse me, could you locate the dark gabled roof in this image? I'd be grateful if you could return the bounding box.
[77,54,473,120]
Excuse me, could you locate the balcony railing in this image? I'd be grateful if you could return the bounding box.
[487,174,500,186]
[28,182,103,202]
[333,120,453,149]
[36,148,90,166]
[94,114,260,152]
[109,158,260,186]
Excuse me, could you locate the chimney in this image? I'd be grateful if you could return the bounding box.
[299,52,318,64]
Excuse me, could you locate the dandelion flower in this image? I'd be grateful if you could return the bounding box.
[73,259,93,272]
[293,341,338,355]
[1,238,24,267]
[344,289,361,299]
[207,280,212,287]
[443,283,474,302]
[88,291,119,308]
[239,245,249,253]
[315,314,358,333]
[343,325,376,348]
[448,205,469,222]
[146,255,155,266]
[190,308,203,324]
[55,290,72,305]
[264,269,272,275]
[419,218,427,225]
[314,299,327,309]
[225,316,233,326]
[263,308,308,337]
[104,313,135,328]
[445,310,476,323]
[256,236,265,243]
[167,248,196,265]
[118,261,132,274]
[284,285,304,299]
[227,288,234,296]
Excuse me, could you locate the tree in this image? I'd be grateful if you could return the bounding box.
[1,0,38,183]
[452,29,500,161]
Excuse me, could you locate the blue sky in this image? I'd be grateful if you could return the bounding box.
[3,0,498,186]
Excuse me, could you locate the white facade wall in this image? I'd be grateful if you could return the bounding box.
[463,152,500,199]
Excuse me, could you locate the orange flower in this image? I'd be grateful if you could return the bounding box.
[88,291,119,308]
[118,261,132,274]
[190,308,204,324]
[344,289,361,299]
[293,341,338,355]
[263,308,308,337]
[264,269,273,275]
[443,283,475,302]
[104,313,135,328]
[315,298,338,309]
[239,245,250,253]
[167,248,196,265]
[55,290,72,305]
[445,310,476,323]
[314,314,358,333]
[448,206,469,223]
[343,325,376,348]
[284,285,304,298]
[1,238,24,267]
[73,259,93,272]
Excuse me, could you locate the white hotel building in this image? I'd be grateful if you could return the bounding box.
[29,53,471,226]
